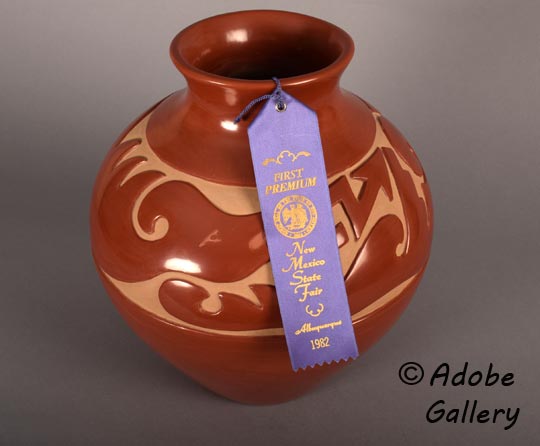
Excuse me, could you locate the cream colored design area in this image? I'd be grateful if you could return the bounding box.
[329,113,428,262]
[104,269,418,336]
[103,109,428,334]
[105,263,273,315]
[117,115,260,241]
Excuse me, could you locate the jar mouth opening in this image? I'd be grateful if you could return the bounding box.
[170,10,354,87]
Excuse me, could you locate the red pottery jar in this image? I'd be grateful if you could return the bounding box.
[90,10,433,404]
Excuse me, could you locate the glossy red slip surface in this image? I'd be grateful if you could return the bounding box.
[90,10,433,404]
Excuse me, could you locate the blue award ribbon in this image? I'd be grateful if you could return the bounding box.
[240,79,359,371]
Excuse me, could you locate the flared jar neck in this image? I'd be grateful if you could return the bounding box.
[170,10,354,115]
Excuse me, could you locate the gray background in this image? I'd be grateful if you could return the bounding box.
[1,0,539,445]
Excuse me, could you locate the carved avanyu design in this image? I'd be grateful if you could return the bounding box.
[101,109,429,336]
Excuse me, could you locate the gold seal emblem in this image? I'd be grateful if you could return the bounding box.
[273,195,317,239]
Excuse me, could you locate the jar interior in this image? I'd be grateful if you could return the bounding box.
[194,35,343,80]
[175,13,347,80]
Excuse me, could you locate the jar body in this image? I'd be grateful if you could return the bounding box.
[90,11,433,404]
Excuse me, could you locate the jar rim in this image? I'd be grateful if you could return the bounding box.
[169,10,355,90]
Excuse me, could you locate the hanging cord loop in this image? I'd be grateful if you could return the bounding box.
[233,77,285,124]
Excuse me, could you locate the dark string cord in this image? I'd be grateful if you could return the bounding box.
[234,77,285,124]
